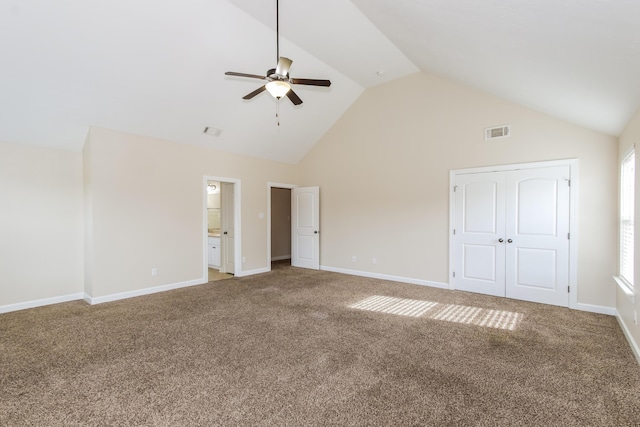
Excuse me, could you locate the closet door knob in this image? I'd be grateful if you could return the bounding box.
[498,238,504,243]
[507,239,513,243]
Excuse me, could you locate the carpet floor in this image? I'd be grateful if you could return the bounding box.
[1,263,640,426]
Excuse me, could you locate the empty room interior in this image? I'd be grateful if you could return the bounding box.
[2,0,640,424]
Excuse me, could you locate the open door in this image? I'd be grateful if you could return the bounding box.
[221,182,235,274]
[291,186,320,269]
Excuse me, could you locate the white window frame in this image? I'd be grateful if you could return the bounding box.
[616,146,635,300]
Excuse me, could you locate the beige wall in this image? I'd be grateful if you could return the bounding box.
[617,107,640,355]
[271,187,291,260]
[0,141,84,307]
[298,72,618,309]
[0,72,623,315]
[84,127,298,298]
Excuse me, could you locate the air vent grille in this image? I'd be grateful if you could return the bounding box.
[203,127,222,137]
[485,125,510,140]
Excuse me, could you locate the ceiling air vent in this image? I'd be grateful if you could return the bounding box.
[485,125,510,140]
[203,127,223,137]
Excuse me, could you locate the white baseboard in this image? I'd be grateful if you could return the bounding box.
[0,293,84,314]
[320,265,450,290]
[236,267,270,277]
[271,255,291,261]
[616,310,640,365]
[575,302,616,316]
[319,266,619,317]
[84,278,206,305]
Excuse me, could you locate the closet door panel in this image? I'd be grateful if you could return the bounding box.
[505,166,570,306]
[453,172,506,297]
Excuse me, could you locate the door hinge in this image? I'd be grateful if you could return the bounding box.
[453,185,458,192]
[567,233,570,240]
[568,285,570,293]
[453,271,456,278]
[567,179,571,187]
[453,229,456,235]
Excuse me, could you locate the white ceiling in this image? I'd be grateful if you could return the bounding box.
[1,1,639,164]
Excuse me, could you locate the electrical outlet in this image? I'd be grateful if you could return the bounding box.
[352,256,357,262]
[151,268,157,276]
[372,257,377,265]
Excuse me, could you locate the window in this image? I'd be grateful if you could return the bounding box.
[619,148,635,290]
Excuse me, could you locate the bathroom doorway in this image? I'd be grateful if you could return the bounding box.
[203,176,241,281]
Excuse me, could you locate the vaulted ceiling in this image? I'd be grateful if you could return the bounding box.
[2,0,639,164]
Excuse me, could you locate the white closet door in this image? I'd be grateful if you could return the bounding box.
[505,166,570,306]
[453,172,506,297]
[453,165,571,307]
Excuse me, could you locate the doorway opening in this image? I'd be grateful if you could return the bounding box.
[203,176,242,281]
[267,182,321,272]
[268,183,295,271]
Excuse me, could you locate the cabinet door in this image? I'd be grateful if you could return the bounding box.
[212,238,221,267]
[208,238,215,266]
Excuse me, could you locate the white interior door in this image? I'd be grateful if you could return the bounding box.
[221,182,235,274]
[453,172,506,297]
[292,186,319,269]
[505,166,570,306]
[453,165,570,307]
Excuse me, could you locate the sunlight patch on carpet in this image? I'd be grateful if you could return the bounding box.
[348,295,438,317]
[349,295,523,330]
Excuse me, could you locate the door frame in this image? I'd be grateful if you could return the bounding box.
[203,175,242,278]
[449,158,579,309]
[267,182,297,272]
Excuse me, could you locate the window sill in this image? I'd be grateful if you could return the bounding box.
[614,276,636,304]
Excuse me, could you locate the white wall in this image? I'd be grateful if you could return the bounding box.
[0,141,84,309]
[617,107,640,359]
[298,72,618,309]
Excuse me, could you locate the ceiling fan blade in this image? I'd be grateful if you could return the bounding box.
[275,57,293,77]
[243,85,267,100]
[225,71,268,80]
[290,78,331,87]
[286,89,303,105]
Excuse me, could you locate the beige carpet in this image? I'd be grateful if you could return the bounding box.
[2,263,639,426]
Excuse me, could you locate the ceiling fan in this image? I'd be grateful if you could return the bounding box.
[225,0,331,106]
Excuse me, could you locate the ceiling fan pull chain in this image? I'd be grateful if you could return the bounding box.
[276,100,280,127]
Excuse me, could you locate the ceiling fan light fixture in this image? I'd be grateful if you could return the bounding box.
[266,80,291,99]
